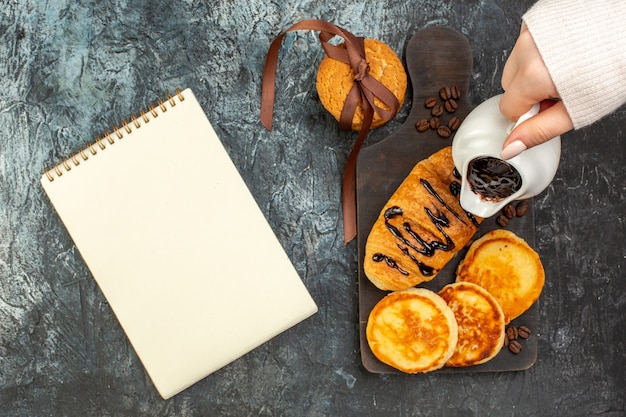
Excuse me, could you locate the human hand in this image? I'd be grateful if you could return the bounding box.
[500,23,573,160]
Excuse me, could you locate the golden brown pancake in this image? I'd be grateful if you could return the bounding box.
[366,288,458,373]
[364,147,482,291]
[438,282,505,367]
[456,229,544,323]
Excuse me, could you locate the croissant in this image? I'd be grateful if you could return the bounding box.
[364,146,481,291]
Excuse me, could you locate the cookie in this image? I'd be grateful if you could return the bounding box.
[316,38,407,131]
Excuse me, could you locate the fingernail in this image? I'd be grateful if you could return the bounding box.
[501,140,527,160]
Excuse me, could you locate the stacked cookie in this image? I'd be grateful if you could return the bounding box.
[316,38,407,130]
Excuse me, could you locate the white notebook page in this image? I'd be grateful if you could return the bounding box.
[41,88,317,399]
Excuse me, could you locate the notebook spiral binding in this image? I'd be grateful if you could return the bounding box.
[44,88,185,182]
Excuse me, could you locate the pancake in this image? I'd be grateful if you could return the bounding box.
[456,229,544,323]
[366,287,458,373]
[364,146,482,291]
[438,282,505,367]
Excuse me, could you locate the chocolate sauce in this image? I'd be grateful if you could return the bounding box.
[464,210,481,227]
[420,179,465,225]
[451,168,478,224]
[372,253,409,276]
[467,157,522,202]
[406,207,455,254]
[372,175,483,277]
[372,197,453,277]
[450,181,461,197]
[397,245,435,277]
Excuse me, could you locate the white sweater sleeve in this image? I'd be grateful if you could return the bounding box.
[523,0,626,129]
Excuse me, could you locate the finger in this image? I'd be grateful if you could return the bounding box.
[501,51,517,92]
[501,101,573,159]
[501,44,520,92]
[507,101,572,147]
[499,75,542,121]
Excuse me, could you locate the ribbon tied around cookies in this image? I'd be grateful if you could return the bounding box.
[261,19,402,243]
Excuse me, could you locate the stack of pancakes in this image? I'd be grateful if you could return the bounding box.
[366,229,544,373]
[364,147,545,373]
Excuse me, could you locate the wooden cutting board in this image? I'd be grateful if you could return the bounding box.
[356,26,538,374]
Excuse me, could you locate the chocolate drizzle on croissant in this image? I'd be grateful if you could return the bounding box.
[364,146,482,291]
[372,178,459,277]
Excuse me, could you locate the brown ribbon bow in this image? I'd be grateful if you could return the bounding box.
[260,19,401,243]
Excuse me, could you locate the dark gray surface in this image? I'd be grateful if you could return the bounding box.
[0,1,624,416]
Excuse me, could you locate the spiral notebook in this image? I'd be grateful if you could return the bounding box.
[40,88,317,399]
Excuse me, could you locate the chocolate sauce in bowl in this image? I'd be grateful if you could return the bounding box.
[467,157,522,202]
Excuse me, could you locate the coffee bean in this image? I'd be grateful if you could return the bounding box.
[451,85,462,100]
[439,86,452,100]
[503,336,510,347]
[515,200,529,217]
[508,339,522,354]
[503,204,516,219]
[415,118,430,132]
[429,117,441,129]
[448,117,461,131]
[444,99,458,113]
[506,325,519,340]
[496,214,509,227]
[518,325,531,339]
[437,126,451,138]
[424,97,438,108]
[431,104,444,117]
